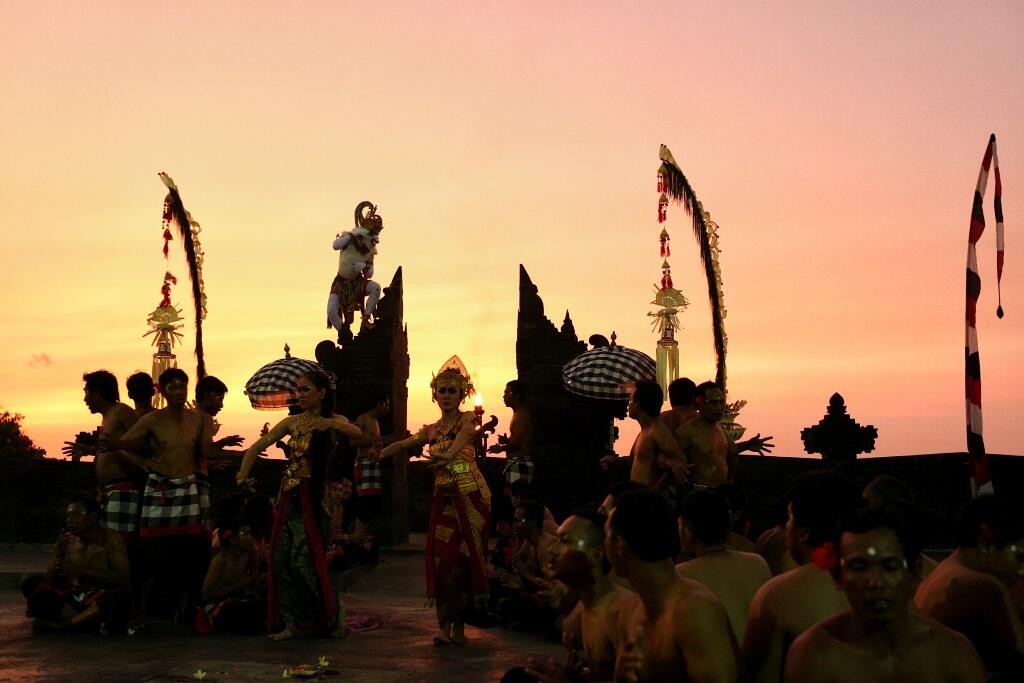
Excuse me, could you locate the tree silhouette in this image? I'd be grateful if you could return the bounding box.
[0,411,45,458]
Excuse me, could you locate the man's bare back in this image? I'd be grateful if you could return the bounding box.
[630,420,685,487]
[677,549,771,644]
[915,551,1024,665]
[620,576,739,682]
[578,584,635,680]
[743,563,850,683]
[659,406,696,434]
[784,611,985,683]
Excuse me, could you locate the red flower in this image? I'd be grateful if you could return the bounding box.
[812,542,839,571]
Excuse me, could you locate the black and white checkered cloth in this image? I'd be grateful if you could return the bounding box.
[244,356,336,410]
[562,346,657,400]
[196,475,212,530]
[356,457,383,495]
[100,482,140,534]
[503,459,535,485]
[139,473,204,537]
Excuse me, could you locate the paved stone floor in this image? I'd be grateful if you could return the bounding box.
[0,549,560,682]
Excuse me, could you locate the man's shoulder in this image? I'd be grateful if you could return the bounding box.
[788,616,846,668]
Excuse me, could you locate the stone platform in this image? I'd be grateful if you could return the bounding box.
[0,547,560,682]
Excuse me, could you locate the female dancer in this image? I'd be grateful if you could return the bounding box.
[381,356,491,645]
[237,370,361,640]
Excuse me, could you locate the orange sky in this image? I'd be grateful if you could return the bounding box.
[2,2,1022,460]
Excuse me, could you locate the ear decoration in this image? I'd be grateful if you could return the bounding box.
[811,542,839,571]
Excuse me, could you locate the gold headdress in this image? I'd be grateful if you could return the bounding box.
[430,355,474,397]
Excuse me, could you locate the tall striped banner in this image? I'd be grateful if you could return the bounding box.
[965,134,1005,495]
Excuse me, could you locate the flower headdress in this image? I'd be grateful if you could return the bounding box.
[430,355,474,397]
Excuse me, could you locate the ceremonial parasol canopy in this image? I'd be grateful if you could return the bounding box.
[562,335,656,400]
[244,344,336,410]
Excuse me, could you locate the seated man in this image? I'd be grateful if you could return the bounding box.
[743,472,864,683]
[915,494,1024,674]
[510,480,558,536]
[326,478,377,572]
[608,490,740,682]
[23,492,131,634]
[199,519,266,635]
[677,489,771,645]
[497,500,558,632]
[785,506,985,682]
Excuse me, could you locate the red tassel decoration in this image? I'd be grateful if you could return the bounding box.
[657,169,666,194]
[658,194,669,224]
[163,242,169,258]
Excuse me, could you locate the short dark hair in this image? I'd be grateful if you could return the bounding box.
[607,480,647,508]
[83,370,118,403]
[863,475,916,506]
[509,479,532,499]
[833,505,920,578]
[610,490,678,562]
[667,378,697,408]
[681,490,731,546]
[158,368,188,388]
[195,375,228,401]
[126,372,155,401]
[789,472,864,549]
[68,490,101,517]
[506,380,525,400]
[631,380,663,418]
[955,494,1024,549]
[696,381,722,401]
[360,386,390,413]
[516,499,545,529]
[569,510,608,550]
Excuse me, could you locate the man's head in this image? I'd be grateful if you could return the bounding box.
[680,490,731,556]
[786,472,864,564]
[832,506,920,625]
[126,372,155,404]
[956,494,1024,585]
[82,370,119,413]
[220,520,255,552]
[509,479,532,508]
[863,475,916,508]
[158,368,189,410]
[598,479,648,516]
[606,490,678,578]
[667,377,697,409]
[195,375,228,416]
[554,511,610,590]
[628,380,663,421]
[361,386,391,416]
[514,499,545,541]
[65,491,101,535]
[503,380,525,408]
[695,381,725,422]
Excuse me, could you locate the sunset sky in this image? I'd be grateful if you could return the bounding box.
[2,2,1021,461]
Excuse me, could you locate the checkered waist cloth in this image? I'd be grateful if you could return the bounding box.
[139,473,204,537]
[355,456,383,495]
[99,480,140,533]
[502,458,535,484]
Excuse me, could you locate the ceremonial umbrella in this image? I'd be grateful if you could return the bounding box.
[562,343,657,400]
[244,344,335,410]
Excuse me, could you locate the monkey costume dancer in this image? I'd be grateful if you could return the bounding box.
[327,201,383,340]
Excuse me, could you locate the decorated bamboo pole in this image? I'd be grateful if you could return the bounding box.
[650,170,689,396]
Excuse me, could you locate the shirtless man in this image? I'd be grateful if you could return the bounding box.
[107,367,223,627]
[659,377,698,433]
[915,494,1024,674]
[201,521,266,634]
[488,380,536,485]
[674,381,773,487]
[603,381,689,489]
[126,371,156,418]
[62,371,141,538]
[194,375,247,528]
[526,511,636,682]
[743,473,864,683]
[785,506,985,682]
[607,489,740,682]
[677,490,771,645]
[352,388,391,535]
[23,492,132,634]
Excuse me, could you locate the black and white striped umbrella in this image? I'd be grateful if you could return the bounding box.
[244,346,335,410]
[562,345,656,400]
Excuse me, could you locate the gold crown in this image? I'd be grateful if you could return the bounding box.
[430,355,474,396]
